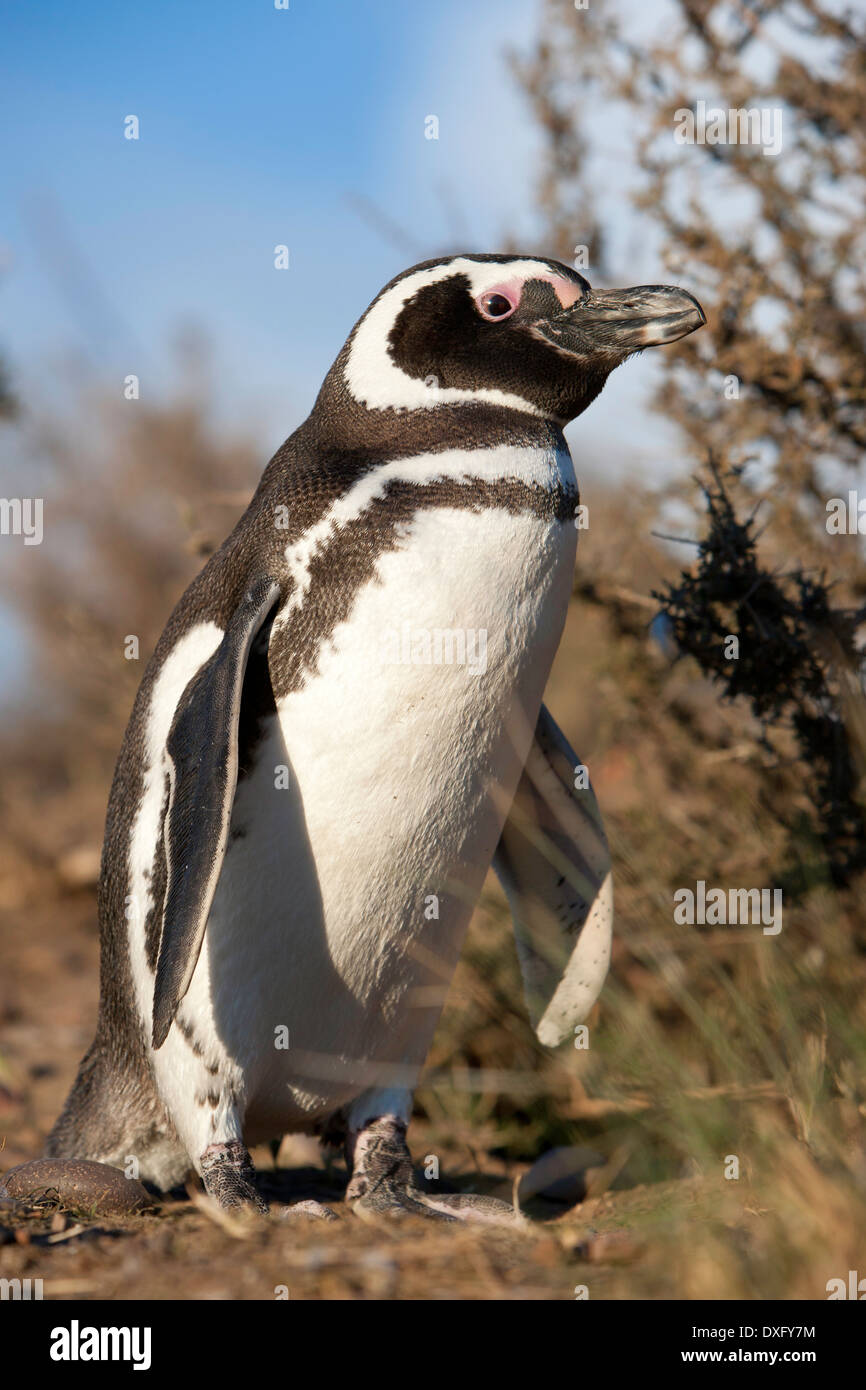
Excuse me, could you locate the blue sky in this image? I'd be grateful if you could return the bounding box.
[1,0,690,703]
[2,0,551,439]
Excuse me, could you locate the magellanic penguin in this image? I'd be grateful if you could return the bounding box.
[47,255,705,1219]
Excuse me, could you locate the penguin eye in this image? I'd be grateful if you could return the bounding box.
[477,291,516,321]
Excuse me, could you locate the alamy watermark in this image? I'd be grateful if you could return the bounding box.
[826,491,866,535]
[827,1270,866,1299]
[0,497,43,545]
[1,1277,43,1300]
[674,880,782,935]
[379,624,487,676]
[50,1321,151,1370]
[674,101,783,157]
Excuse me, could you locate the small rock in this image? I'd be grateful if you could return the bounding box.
[0,1159,155,1217]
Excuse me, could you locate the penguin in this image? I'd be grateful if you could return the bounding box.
[46,254,705,1219]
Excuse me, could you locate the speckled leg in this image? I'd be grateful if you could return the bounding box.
[346,1116,455,1220]
[200,1139,267,1213]
[346,1115,519,1225]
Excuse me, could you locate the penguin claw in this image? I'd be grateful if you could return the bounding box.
[348,1182,460,1223]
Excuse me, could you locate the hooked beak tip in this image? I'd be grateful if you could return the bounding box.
[535,282,707,356]
[628,287,706,346]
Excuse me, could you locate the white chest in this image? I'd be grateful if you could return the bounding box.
[135,443,579,1128]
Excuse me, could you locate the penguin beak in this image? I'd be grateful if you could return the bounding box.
[536,284,706,356]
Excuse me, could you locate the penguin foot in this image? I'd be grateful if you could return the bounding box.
[200,1140,268,1214]
[345,1116,517,1225]
[346,1118,456,1222]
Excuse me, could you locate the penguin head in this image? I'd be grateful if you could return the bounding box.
[339,253,705,425]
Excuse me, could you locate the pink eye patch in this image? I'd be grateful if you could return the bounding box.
[475,273,585,321]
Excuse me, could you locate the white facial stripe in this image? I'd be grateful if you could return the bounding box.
[344,257,567,416]
[273,440,574,638]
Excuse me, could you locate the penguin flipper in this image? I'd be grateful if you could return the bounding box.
[493,703,613,1048]
[152,576,281,1049]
